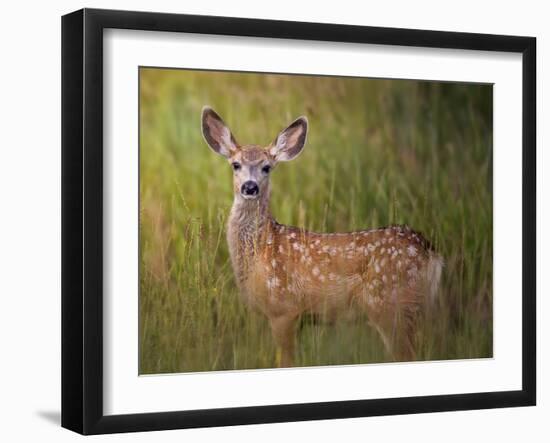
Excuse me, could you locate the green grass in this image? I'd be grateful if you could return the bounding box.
[139,68,493,374]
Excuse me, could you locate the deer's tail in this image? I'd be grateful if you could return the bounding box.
[426,252,444,304]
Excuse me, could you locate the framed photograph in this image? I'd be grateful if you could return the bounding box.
[61,8,536,435]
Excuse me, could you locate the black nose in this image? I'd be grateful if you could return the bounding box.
[241,181,259,196]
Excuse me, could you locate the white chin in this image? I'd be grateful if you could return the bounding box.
[240,193,259,200]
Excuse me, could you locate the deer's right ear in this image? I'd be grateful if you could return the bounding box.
[201,106,238,158]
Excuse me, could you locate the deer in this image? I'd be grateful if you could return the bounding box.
[201,106,444,367]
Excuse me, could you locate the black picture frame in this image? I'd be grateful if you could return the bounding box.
[61,8,536,435]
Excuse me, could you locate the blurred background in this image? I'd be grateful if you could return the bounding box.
[139,68,493,374]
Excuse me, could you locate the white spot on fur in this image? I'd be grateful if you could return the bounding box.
[328,272,336,281]
[312,266,320,276]
[374,262,381,273]
[278,245,285,254]
[272,259,277,268]
[407,245,417,257]
[267,277,280,289]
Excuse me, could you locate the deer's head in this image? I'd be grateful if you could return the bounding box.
[201,106,308,201]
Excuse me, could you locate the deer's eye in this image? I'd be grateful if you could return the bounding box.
[262,165,271,174]
[232,162,241,171]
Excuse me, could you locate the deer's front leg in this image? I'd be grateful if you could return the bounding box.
[269,314,298,368]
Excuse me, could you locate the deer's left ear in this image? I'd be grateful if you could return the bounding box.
[270,116,308,162]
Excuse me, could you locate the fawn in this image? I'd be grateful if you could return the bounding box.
[201,106,444,367]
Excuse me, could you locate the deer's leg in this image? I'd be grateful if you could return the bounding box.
[372,323,395,356]
[269,314,298,368]
[371,313,416,361]
[369,292,420,362]
[391,309,417,361]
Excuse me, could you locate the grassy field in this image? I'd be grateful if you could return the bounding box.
[139,68,493,374]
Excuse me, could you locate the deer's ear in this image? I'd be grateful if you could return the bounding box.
[201,106,238,158]
[270,116,308,162]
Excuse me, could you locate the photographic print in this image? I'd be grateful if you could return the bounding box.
[62,10,535,433]
[139,68,493,374]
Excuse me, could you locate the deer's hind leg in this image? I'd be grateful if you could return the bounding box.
[373,308,417,361]
[269,314,299,368]
[367,288,421,362]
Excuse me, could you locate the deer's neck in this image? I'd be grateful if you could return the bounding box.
[227,191,274,284]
